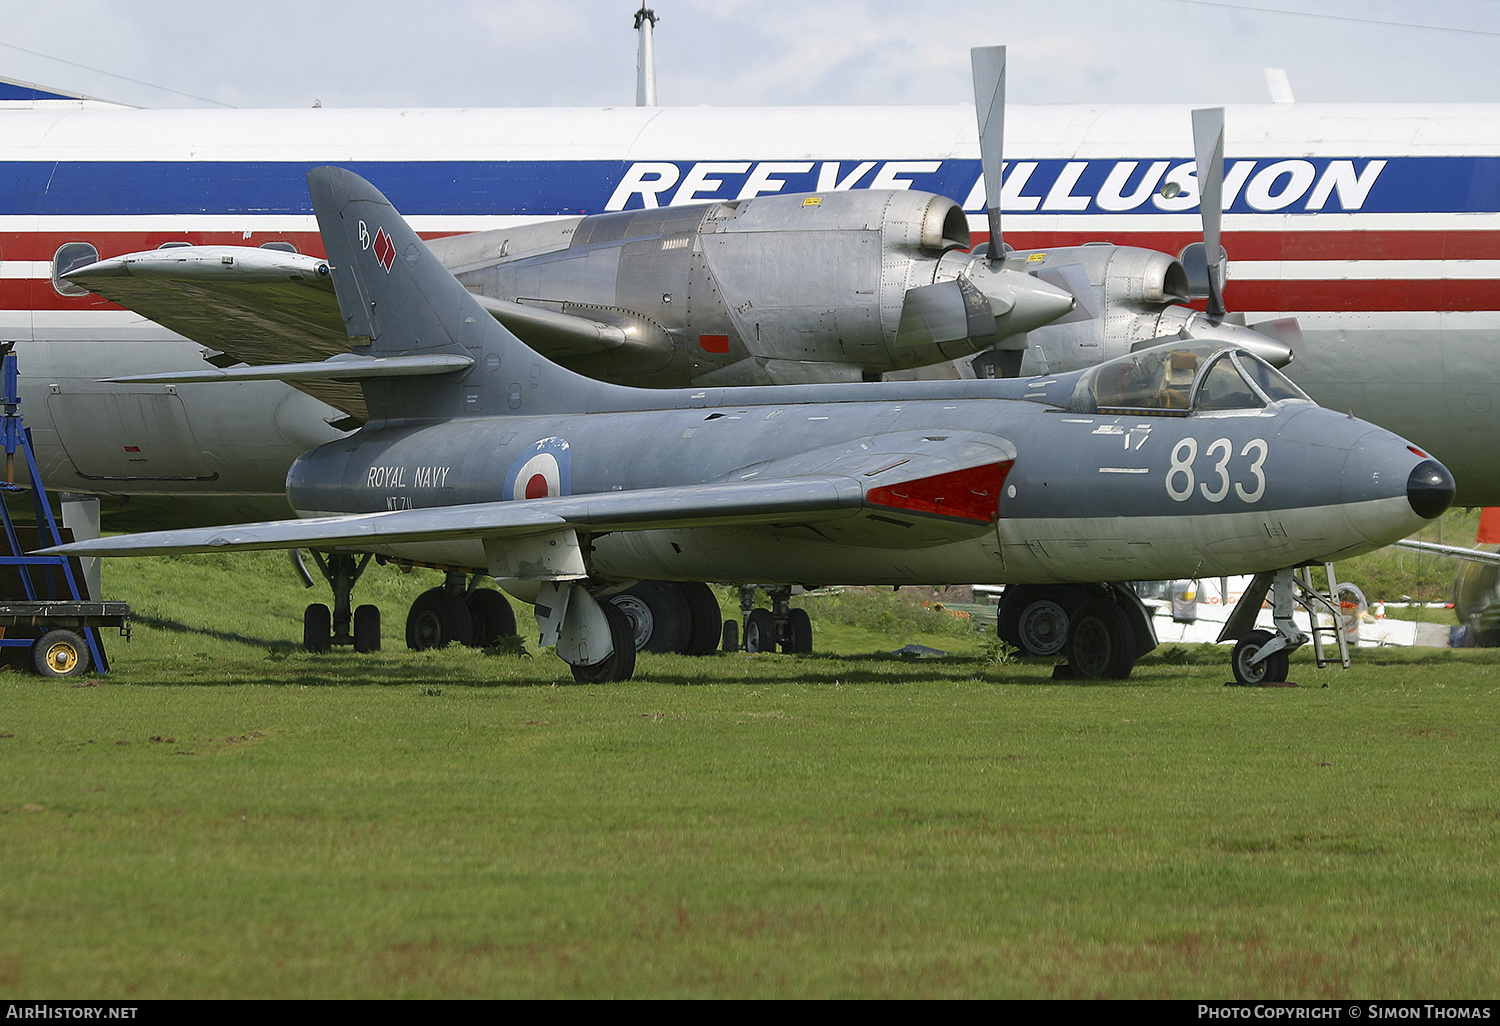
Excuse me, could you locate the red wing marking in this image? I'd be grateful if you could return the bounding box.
[866,461,1012,523]
[698,334,730,354]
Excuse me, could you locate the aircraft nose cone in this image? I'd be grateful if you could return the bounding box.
[1407,459,1455,520]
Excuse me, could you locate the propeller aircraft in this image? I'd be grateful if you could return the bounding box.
[64,48,1290,417]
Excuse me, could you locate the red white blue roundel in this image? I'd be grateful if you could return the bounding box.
[504,437,572,501]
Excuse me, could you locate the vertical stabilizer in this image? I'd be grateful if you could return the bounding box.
[307,166,615,420]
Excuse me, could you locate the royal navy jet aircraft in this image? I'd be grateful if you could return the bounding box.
[47,168,1456,685]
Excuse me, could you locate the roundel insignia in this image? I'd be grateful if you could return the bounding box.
[504,437,572,501]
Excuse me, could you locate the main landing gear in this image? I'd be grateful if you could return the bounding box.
[599,580,722,656]
[405,571,519,651]
[300,551,382,653]
[729,586,813,655]
[996,583,1158,679]
[299,553,520,655]
[296,555,726,683]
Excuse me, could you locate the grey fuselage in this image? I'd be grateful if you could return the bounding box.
[285,369,1439,588]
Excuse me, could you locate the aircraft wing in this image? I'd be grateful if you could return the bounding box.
[65,247,350,364]
[65,246,646,422]
[40,476,870,559]
[1392,539,1500,567]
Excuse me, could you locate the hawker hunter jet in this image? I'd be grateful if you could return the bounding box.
[46,168,1455,685]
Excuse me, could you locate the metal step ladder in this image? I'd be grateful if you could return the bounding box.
[1291,563,1353,671]
[0,344,118,674]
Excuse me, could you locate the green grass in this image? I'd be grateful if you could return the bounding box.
[2,552,1499,998]
[1334,507,1483,603]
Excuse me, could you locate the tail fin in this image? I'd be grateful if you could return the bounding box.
[308,166,613,421]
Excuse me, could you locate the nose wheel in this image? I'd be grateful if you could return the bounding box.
[1230,629,1289,685]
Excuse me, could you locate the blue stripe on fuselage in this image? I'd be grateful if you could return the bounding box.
[0,156,1495,217]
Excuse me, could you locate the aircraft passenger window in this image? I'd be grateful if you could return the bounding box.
[52,242,99,297]
[260,241,298,253]
[1193,353,1262,411]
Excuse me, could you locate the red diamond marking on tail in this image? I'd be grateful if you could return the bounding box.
[372,227,395,271]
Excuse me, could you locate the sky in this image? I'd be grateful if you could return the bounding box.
[1,0,1499,110]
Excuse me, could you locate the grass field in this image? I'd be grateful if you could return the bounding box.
[2,551,1499,998]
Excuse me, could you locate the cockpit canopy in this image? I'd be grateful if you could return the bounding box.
[1077,340,1310,416]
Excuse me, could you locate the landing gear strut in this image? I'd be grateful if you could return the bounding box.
[1220,565,1352,685]
[301,551,381,653]
[736,586,813,654]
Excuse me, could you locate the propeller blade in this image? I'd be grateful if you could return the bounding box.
[1191,107,1226,319]
[971,46,1006,259]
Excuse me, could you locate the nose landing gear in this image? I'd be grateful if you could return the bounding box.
[1220,565,1353,686]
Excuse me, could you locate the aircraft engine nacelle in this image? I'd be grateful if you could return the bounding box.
[977,244,1191,378]
[446,190,1073,387]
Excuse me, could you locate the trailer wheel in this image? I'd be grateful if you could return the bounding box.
[32,629,91,678]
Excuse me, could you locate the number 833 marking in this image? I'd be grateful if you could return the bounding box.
[1166,437,1268,503]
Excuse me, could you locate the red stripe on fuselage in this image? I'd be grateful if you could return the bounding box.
[1220,279,1500,312]
[6,229,1500,312]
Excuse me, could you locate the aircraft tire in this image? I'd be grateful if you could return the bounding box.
[1065,600,1135,679]
[997,585,1076,657]
[722,619,739,652]
[467,589,517,647]
[1017,596,1071,657]
[743,608,777,653]
[783,607,813,654]
[678,582,723,656]
[608,581,691,653]
[303,603,332,653]
[353,604,381,653]
[32,629,91,678]
[570,601,637,683]
[1231,629,1288,685]
[406,588,474,651]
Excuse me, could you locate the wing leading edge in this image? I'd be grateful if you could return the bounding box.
[40,476,871,560]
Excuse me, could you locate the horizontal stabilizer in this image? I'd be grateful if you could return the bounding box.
[66,247,349,364]
[66,244,660,406]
